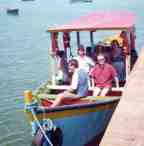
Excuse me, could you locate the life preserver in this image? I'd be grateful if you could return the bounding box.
[32,120,63,146]
[103,35,123,47]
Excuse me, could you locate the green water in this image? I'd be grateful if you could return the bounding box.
[0,0,144,145]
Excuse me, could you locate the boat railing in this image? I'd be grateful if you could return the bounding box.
[46,85,124,92]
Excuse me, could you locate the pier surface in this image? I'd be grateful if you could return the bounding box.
[100,48,144,146]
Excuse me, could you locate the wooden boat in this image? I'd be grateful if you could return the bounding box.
[70,0,93,3]
[22,0,35,1]
[6,8,19,15]
[24,11,138,146]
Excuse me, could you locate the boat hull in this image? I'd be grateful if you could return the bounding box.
[6,9,19,15]
[25,98,119,146]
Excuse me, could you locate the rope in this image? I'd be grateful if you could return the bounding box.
[31,109,54,146]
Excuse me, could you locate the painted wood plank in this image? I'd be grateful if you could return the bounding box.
[46,85,124,92]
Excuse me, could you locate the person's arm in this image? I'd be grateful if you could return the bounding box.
[114,76,119,88]
[87,57,95,67]
[91,77,95,89]
[89,67,95,89]
[110,65,119,88]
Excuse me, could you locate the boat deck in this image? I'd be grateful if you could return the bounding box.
[100,47,144,146]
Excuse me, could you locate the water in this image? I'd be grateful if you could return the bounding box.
[0,0,144,145]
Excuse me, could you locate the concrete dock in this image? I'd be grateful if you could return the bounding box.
[100,48,144,146]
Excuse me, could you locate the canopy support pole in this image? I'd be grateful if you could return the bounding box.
[90,31,94,47]
[51,55,57,85]
[76,32,80,47]
[125,31,131,81]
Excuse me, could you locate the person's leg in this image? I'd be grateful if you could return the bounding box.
[51,91,78,107]
[51,92,64,107]
[93,87,101,96]
[112,61,125,81]
[100,88,109,96]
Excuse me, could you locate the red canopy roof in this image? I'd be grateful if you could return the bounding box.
[48,11,135,32]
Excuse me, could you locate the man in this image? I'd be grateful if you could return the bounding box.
[51,59,89,107]
[89,54,119,96]
[74,45,95,73]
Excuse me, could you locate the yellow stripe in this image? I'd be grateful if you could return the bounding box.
[26,102,117,122]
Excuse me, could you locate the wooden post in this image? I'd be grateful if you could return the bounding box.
[125,55,131,81]
[50,32,59,85]
[90,31,94,47]
[51,55,57,85]
[125,30,131,81]
[76,31,80,47]
[24,90,33,105]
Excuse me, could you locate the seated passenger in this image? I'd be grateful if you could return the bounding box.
[51,59,89,107]
[89,54,119,97]
[74,44,95,73]
[95,42,112,64]
[111,40,126,81]
[86,46,92,57]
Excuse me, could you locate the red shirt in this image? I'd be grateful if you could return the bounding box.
[90,63,117,88]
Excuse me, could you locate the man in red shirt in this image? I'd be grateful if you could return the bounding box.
[89,54,119,96]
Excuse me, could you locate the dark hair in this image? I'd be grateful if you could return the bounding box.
[111,40,120,47]
[77,44,85,52]
[68,59,79,68]
[86,46,92,56]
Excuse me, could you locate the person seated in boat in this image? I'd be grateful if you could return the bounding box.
[56,50,69,84]
[95,42,111,63]
[51,59,89,107]
[86,46,93,59]
[120,30,138,70]
[74,44,95,73]
[89,54,119,96]
[104,41,113,64]
[111,40,126,81]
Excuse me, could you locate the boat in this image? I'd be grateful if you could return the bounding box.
[24,11,138,146]
[70,0,93,3]
[22,0,35,1]
[6,8,19,15]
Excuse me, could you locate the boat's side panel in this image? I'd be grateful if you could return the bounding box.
[27,101,117,146]
[26,101,117,121]
[52,109,114,146]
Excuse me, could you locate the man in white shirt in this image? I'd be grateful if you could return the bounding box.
[74,45,95,73]
[51,59,89,107]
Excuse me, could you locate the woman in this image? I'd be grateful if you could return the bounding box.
[74,45,95,73]
[111,40,126,81]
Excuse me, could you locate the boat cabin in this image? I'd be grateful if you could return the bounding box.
[46,11,137,96]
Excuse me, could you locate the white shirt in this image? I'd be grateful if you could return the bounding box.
[74,56,95,73]
[70,69,79,90]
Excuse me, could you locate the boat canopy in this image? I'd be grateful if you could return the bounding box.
[47,11,135,32]
[47,11,137,87]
